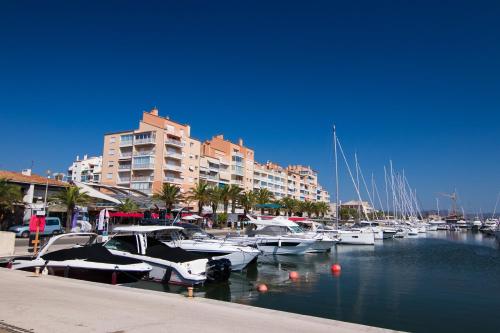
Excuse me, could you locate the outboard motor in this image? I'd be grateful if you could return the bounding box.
[205,258,231,282]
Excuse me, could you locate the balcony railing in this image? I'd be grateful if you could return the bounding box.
[134,137,156,145]
[164,176,183,184]
[131,176,154,182]
[231,180,244,185]
[132,163,155,170]
[164,164,182,172]
[118,164,132,170]
[165,150,183,159]
[133,150,156,156]
[165,139,184,147]
[117,177,130,183]
[119,140,133,147]
[119,153,132,159]
[219,158,230,165]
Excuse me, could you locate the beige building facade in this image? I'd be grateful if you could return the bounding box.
[101,108,330,204]
[101,108,200,195]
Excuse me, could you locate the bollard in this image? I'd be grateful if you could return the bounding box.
[187,286,194,298]
[34,267,40,276]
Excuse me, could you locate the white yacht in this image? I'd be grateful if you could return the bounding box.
[106,226,231,285]
[9,233,152,284]
[158,223,260,271]
[242,215,337,253]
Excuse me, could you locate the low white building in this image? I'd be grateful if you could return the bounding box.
[68,155,102,183]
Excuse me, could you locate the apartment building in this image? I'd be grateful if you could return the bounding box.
[201,135,254,191]
[100,108,330,204]
[101,108,200,195]
[253,161,287,199]
[67,154,102,183]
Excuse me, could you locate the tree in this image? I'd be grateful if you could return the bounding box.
[0,178,22,229]
[153,183,182,214]
[116,198,139,212]
[228,185,243,213]
[219,185,231,213]
[239,191,256,215]
[188,182,210,214]
[50,186,91,232]
[255,188,274,214]
[279,196,297,216]
[315,201,330,218]
[208,186,224,227]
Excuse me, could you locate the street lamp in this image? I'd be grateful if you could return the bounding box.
[43,169,51,215]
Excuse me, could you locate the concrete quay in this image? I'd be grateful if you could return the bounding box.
[0,268,397,333]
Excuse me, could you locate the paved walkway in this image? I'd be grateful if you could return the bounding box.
[0,269,397,333]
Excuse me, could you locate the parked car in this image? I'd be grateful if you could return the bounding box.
[8,217,64,238]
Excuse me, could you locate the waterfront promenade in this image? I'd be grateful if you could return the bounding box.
[0,268,395,333]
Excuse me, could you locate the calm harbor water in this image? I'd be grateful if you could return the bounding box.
[129,232,500,332]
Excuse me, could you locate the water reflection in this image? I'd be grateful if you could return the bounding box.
[128,233,500,333]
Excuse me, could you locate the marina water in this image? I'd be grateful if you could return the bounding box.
[129,232,500,332]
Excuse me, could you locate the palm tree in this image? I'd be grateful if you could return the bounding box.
[219,185,231,213]
[279,196,297,217]
[50,186,91,232]
[116,198,139,212]
[239,191,256,215]
[255,188,274,214]
[153,183,182,214]
[208,186,223,226]
[0,178,22,229]
[188,182,210,214]
[315,201,330,218]
[228,185,243,214]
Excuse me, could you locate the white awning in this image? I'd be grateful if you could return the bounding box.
[113,225,183,233]
[74,181,121,204]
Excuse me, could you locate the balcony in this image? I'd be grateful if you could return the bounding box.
[208,165,220,172]
[133,150,156,157]
[118,164,132,171]
[165,150,183,160]
[119,152,132,159]
[219,158,230,165]
[231,166,244,176]
[116,177,130,184]
[132,163,155,170]
[134,137,156,145]
[164,176,183,184]
[119,140,133,147]
[164,164,182,172]
[131,176,154,182]
[231,179,244,186]
[165,139,184,147]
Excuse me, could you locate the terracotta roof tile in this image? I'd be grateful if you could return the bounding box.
[0,170,68,187]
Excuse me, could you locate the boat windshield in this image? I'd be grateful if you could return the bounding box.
[289,225,304,234]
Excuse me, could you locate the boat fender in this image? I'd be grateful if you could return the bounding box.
[162,267,173,283]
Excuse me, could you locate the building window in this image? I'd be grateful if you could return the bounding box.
[106,173,113,179]
[109,149,115,156]
[166,125,174,133]
[190,142,194,147]
[108,162,114,168]
[110,137,116,143]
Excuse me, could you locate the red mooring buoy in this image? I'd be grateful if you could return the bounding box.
[257,284,268,292]
[331,263,342,273]
[289,271,299,280]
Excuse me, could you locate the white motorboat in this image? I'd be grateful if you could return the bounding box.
[471,220,482,232]
[9,233,152,284]
[106,226,231,285]
[159,223,260,271]
[238,215,336,253]
[357,221,384,240]
[335,229,376,245]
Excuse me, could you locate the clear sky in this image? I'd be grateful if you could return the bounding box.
[0,0,499,212]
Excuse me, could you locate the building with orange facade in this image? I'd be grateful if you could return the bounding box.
[101,108,330,204]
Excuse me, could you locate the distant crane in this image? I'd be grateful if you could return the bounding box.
[438,191,458,219]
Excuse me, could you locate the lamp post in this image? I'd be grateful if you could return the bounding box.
[43,169,51,214]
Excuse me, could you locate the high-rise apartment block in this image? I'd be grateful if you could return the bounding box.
[101,108,330,202]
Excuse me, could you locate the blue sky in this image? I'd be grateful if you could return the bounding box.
[0,0,499,212]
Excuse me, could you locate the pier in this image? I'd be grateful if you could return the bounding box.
[0,268,394,333]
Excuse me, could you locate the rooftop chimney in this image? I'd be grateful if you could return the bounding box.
[150,107,159,116]
[238,138,243,146]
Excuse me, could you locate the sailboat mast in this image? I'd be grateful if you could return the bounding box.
[334,125,339,229]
